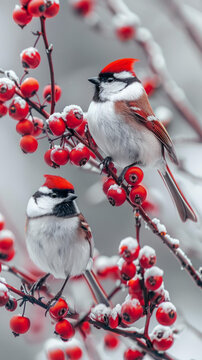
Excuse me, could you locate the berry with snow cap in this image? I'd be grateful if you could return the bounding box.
[128,276,142,296]
[0,230,15,256]
[119,237,140,262]
[107,305,121,329]
[47,113,66,136]
[139,245,156,268]
[156,302,177,326]
[0,283,9,306]
[43,84,61,103]
[124,167,143,186]
[51,146,70,166]
[45,0,60,18]
[13,5,33,27]
[119,260,136,282]
[20,77,39,98]
[27,0,46,17]
[44,149,58,168]
[43,175,74,190]
[103,177,116,195]
[10,315,30,336]
[20,47,41,69]
[62,105,83,129]
[144,266,163,291]
[20,135,38,153]
[151,325,174,351]
[9,97,29,121]
[107,184,127,206]
[0,78,15,102]
[129,185,147,205]
[70,143,90,166]
[121,298,143,324]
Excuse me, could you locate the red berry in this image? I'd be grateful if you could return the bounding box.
[9,97,29,121]
[72,0,94,17]
[43,84,61,103]
[121,299,143,324]
[45,0,60,18]
[0,284,9,306]
[0,230,15,255]
[16,118,34,135]
[65,346,83,359]
[4,248,15,262]
[80,321,91,334]
[151,325,174,351]
[70,144,90,166]
[139,246,156,269]
[32,117,44,136]
[0,78,15,102]
[108,309,120,329]
[47,349,65,360]
[47,113,66,136]
[0,214,5,231]
[156,302,177,326]
[143,77,158,96]
[124,167,143,186]
[5,296,18,312]
[119,237,140,262]
[145,266,163,291]
[21,77,39,98]
[28,0,46,17]
[0,102,8,117]
[116,25,135,41]
[51,146,70,166]
[20,47,41,69]
[124,348,144,360]
[62,105,83,129]
[128,276,142,296]
[13,5,32,27]
[120,261,136,282]
[44,149,57,167]
[49,298,69,320]
[129,185,147,205]
[55,319,75,340]
[75,119,87,136]
[102,177,116,195]
[104,333,119,349]
[107,184,127,206]
[20,135,38,153]
[10,315,30,335]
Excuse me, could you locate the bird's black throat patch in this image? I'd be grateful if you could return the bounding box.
[53,200,77,217]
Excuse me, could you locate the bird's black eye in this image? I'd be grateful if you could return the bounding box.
[107,77,114,83]
[51,193,57,198]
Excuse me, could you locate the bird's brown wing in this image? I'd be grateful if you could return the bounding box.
[78,213,93,258]
[127,101,178,165]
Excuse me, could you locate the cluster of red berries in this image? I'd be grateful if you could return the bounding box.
[13,0,60,28]
[103,166,147,207]
[0,213,15,262]
[91,236,177,354]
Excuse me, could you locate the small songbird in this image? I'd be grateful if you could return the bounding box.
[26,175,109,305]
[87,58,197,222]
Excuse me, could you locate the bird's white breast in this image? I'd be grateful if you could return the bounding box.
[26,216,90,279]
[87,100,161,168]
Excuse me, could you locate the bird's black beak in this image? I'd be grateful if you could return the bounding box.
[66,193,77,202]
[88,77,100,85]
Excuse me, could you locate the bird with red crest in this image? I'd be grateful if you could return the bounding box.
[88,58,197,222]
[25,174,109,307]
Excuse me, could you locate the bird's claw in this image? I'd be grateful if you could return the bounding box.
[100,156,113,173]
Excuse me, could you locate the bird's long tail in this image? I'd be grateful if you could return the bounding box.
[158,164,197,222]
[84,269,111,306]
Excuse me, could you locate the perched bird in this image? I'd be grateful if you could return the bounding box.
[87,58,197,222]
[26,174,109,305]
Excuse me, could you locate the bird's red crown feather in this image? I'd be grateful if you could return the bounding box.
[100,58,139,75]
[43,175,74,190]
